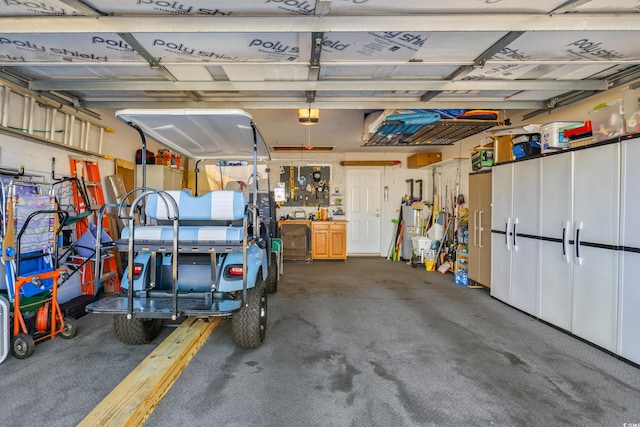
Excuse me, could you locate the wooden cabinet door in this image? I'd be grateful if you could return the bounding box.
[477,172,492,287]
[467,173,481,282]
[468,172,492,287]
[329,223,347,259]
[312,224,329,259]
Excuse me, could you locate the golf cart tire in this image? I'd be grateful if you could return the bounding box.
[113,314,163,345]
[232,273,267,349]
[265,251,278,294]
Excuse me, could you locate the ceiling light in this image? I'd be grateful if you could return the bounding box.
[298,108,319,125]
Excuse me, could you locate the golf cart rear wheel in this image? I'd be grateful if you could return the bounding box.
[265,251,278,294]
[11,333,35,359]
[232,274,267,349]
[113,315,163,344]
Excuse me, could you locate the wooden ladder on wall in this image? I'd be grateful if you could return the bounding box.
[69,158,121,295]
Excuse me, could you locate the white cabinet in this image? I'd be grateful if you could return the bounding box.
[490,163,513,303]
[571,143,620,352]
[510,158,541,316]
[136,165,184,190]
[490,158,541,316]
[492,141,624,357]
[618,139,640,364]
[539,152,574,331]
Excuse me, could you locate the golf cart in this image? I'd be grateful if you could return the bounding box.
[86,109,277,348]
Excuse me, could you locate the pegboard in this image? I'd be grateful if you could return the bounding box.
[279,165,330,207]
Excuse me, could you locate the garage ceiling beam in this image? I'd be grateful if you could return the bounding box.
[81,100,544,110]
[2,14,639,34]
[30,79,608,92]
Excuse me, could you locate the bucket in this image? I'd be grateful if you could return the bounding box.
[425,260,435,271]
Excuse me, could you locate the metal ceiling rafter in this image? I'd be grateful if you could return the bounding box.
[116,33,176,81]
[29,79,608,92]
[421,31,525,101]
[448,31,526,82]
[116,32,202,102]
[57,0,103,16]
[2,14,640,34]
[306,31,324,103]
[549,0,593,15]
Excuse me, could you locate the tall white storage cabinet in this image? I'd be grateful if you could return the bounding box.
[509,158,541,316]
[539,152,574,331]
[571,143,620,352]
[619,139,640,364]
[490,163,513,304]
[490,158,541,316]
[492,140,626,359]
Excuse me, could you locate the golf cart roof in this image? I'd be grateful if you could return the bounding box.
[115,109,270,161]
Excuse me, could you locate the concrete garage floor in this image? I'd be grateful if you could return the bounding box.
[1,257,639,426]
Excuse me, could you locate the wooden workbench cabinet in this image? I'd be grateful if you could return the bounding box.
[311,221,347,260]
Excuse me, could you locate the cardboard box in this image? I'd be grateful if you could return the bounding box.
[407,152,442,169]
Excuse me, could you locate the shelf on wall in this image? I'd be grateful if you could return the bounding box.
[363,119,503,147]
[420,157,469,170]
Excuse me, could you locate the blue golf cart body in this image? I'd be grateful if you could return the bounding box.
[86,109,276,348]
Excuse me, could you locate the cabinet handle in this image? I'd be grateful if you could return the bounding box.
[574,221,583,266]
[512,219,518,250]
[562,221,570,263]
[505,218,511,251]
[473,210,478,247]
[478,211,483,248]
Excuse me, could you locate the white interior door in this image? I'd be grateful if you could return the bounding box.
[346,168,381,254]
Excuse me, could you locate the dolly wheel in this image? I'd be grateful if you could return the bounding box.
[11,333,35,359]
[60,317,78,339]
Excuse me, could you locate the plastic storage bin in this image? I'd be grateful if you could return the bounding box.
[590,100,625,143]
[623,88,640,135]
[541,121,583,152]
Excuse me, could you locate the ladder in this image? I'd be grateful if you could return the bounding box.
[69,158,121,295]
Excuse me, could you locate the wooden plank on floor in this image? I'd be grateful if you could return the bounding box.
[78,317,221,427]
